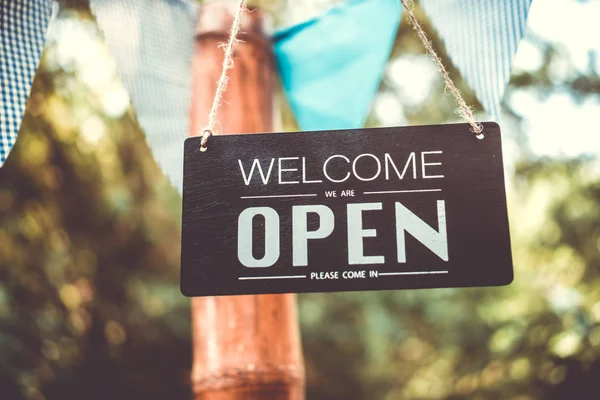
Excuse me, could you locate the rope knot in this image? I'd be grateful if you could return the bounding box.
[200,128,213,152]
[198,0,247,152]
[400,0,483,137]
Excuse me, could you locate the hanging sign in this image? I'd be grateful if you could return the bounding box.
[180,122,513,297]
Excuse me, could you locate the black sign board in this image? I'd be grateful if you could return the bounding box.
[181,123,513,297]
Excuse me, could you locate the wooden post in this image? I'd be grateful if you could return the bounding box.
[188,3,305,400]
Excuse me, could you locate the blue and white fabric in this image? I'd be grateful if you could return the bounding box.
[420,0,532,118]
[89,0,198,191]
[0,0,53,166]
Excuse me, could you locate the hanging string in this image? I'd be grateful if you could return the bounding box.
[199,0,481,147]
[200,0,247,151]
[400,0,484,137]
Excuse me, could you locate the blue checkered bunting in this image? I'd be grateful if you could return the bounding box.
[0,0,53,166]
[89,0,198,193]
[420,0,532,119]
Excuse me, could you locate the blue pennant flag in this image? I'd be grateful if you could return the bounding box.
[420,0,533,118]
[274,0,402,131]
[0,0,53,166]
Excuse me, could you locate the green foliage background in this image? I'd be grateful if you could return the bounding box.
[1,1,599,399]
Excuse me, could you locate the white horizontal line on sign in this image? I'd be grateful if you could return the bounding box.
[240,194,318,199]
[363,189,442,195]
[378,270,449,276]
[238,275,307,280]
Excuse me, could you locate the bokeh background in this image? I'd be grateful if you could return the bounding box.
[1,0,600,399]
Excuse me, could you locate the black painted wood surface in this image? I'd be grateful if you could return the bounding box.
[181,122,513,296]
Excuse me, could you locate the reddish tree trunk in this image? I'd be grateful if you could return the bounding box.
[188,3,305,400]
